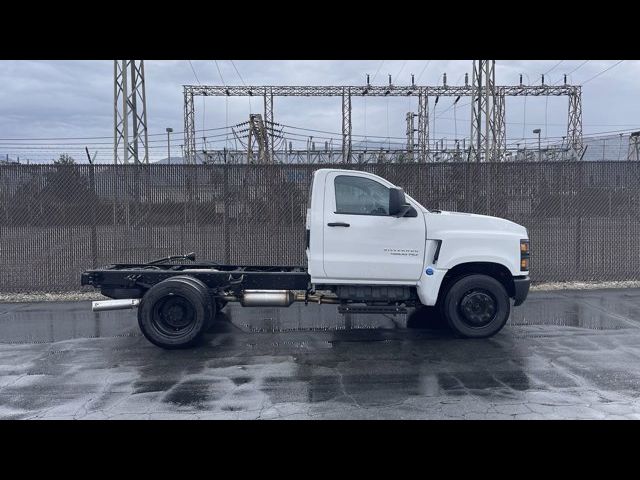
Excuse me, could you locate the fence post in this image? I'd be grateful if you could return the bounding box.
[88,163,97,268]
[223,166,230,263]
[576,162,582,278]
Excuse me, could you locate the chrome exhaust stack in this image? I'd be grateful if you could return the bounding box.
[92,299,141,312]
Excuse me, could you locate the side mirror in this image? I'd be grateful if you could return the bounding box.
[389,187,412,217]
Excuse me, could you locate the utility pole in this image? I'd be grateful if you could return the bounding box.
[114,60,149,164]
[533,129,541,162]
[166,127,173,165]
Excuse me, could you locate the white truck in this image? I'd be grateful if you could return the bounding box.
[82,168,530,349]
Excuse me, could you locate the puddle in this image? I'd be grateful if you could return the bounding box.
[1,289,638,345]
[509,294,638,330]
[0,301,139,343]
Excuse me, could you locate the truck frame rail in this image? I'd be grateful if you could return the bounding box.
[81,263,310,299]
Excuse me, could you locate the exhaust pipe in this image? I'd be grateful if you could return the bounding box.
[92,299,140,312]
[91,291,339,312]
[230,290,339,307]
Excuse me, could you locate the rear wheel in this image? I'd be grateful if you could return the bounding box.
[138,276,215,349]
[441,274,510,338]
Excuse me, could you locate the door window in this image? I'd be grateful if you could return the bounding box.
[334,175,390,215]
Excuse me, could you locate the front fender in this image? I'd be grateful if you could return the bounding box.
[432,232,522,276]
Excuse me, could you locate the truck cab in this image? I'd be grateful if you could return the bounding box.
[306,168,530,337]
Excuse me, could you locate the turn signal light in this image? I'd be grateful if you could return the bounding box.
[520,239,530,271]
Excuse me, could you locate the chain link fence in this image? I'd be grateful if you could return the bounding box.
[1,161,639,292]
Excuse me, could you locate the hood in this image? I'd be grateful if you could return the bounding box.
[425,210,528,237]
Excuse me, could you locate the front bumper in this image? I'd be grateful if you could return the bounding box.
[513,275,530,306]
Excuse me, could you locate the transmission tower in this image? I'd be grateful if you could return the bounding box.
[567,87,583,154]
[494,93,506,160]
[469,60,505,162]
[342,87,352,163]
[263,88,274,162]
[114,60,149,164]
[184,75,582,164]
[247,114,268,163]
[628,131,640,161]
[406,112,415,161]
[417,92,429,162]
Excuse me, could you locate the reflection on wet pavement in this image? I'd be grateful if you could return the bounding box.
[0,288,639,419]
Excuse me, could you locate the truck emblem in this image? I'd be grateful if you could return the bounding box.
[425,267,434,276]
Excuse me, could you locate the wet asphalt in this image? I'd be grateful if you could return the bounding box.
[1,288,640,419]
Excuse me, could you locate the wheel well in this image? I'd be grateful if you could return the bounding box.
[439,262,515,300]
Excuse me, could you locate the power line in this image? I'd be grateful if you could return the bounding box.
[213,60,226,86]
[415,60,432,83]
[226,60,251,113]
[567,60,589,76]
[3,118,637,147]
[229,60,247,86]
[582,60,624,85]
[0,125,235,143]
[371,60,385,83]
[188,60,207,137]
[187,60,201,85]
[544,60,564,76]
[395,60,408,81]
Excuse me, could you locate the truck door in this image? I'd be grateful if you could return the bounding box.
[322,172,426,282]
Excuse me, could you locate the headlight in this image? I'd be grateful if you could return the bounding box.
[520,239,530,271]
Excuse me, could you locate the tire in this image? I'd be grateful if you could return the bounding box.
[441,274,510,338]
[174,275,219,329]
[138,276,215,349]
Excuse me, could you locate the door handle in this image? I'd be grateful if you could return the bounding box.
[327,222,350,227]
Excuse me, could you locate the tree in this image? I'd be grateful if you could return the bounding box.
[54,153,76,165]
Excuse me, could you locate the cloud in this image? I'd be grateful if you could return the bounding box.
[0,60,637,163]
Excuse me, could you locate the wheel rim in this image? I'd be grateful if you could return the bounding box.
[151,294,197,338]
[458,289,497,328]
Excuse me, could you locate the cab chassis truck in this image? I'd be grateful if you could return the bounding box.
[81,168,530,349]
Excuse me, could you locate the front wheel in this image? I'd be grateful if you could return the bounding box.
[441,274,510,338]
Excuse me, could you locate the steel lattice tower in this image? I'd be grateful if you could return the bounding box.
[114,60,149,164]
[567,87,583,155]
[247,114,269,163]
[263,88,274,163]
[417,92,429,162]
[406,112,415,161]
[469,60,505,162]
[342,87,352,163]
[183,71,583,164]
[493,93,506,161]
[628,132,640,161]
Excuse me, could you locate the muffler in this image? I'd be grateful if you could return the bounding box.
[240,290,296,307]
[228,290,339,307]
[92,299,140,312]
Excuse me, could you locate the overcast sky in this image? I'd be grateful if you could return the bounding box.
[0,60,638,163]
